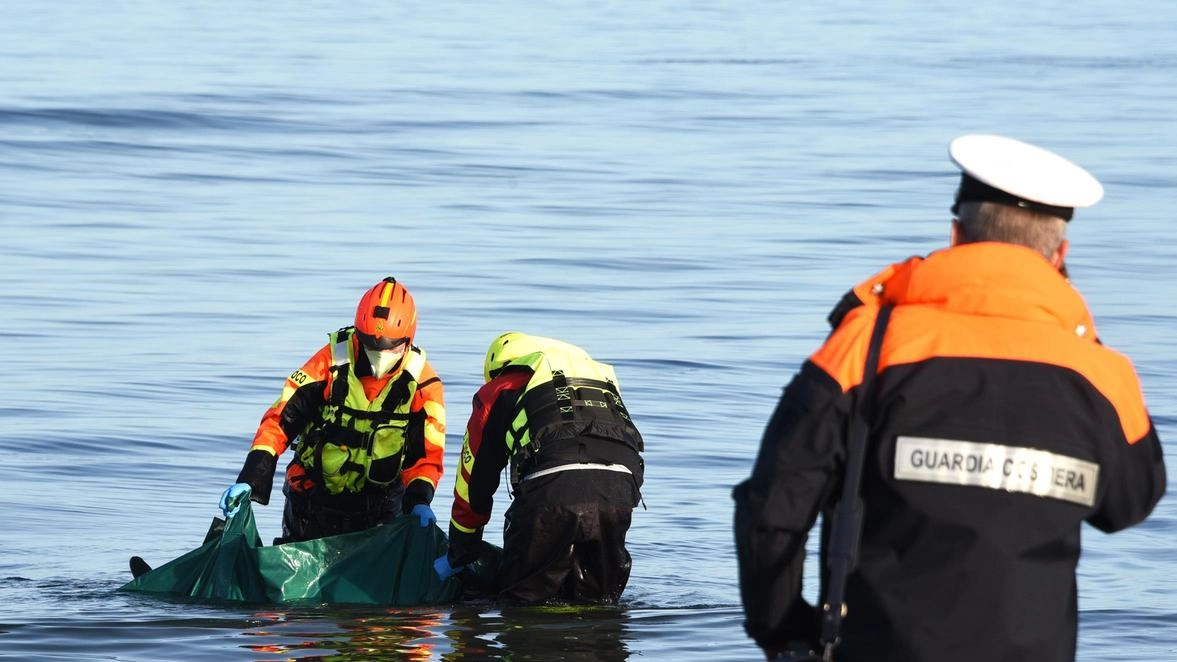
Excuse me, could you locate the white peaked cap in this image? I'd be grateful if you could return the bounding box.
[949,134,1104,219]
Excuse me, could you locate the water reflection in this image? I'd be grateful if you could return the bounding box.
[238,604,632,661]
[444,605,632,662]
[241,609,445,661]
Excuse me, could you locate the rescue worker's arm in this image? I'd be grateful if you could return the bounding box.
[399,360,447,510]
[447,372,530,567]
[234,345,332,505]
[733,361,846,655]
[1087,416,1166,532]
[1078,350,1166,532]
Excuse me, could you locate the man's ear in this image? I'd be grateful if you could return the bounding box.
[1051,239,1070,270]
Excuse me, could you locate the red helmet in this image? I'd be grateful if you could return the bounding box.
[354,277,417,351]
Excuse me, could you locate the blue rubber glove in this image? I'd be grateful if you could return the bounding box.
[219,483,252,518]
[433,553,464,581]
[410,503,437,528]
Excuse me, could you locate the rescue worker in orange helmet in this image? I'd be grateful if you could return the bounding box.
[220,277,446,543]
[433,333,644,604]
[734,135,1165,662]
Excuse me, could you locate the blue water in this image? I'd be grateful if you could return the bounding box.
[2,1,1175,660]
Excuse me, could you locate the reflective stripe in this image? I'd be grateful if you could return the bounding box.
[402,349,426,380]
[893,436,1099,507]
[331,340,349,366]
[450,518,478,534]
[521,462,633,482]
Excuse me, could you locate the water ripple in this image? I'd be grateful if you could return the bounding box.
[0,106,307,132]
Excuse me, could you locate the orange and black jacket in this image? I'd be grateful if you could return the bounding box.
[234,334,446,509]
[734,242,1165,662]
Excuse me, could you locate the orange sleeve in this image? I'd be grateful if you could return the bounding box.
[401,360,446,490]
[250,344,333,457]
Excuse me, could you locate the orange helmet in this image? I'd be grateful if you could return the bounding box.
[354,277,417,351]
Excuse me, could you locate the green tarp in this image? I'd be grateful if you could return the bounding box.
[119,500,499,605]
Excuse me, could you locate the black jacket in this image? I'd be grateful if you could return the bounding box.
[734,244,1166,662]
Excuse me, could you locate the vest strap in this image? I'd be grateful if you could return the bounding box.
[819,304,893,660]
[551,370,574,420]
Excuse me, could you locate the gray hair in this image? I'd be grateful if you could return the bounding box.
[954,201,1067,259]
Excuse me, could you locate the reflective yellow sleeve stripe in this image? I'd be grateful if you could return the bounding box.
[450,518,478,534]
[455,474,470,503]
[423,398,445,420]
[269,367,312,412]
[407,475,437,491]
[454,432,474,502]
[248,445,277,456]
[274,383,297,406]
[423,400,446,443]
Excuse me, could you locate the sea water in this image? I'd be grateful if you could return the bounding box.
[1,1,1175,660]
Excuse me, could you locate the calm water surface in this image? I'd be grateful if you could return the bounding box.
[2,1,1175,660]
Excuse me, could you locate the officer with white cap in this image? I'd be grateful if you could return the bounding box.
[942,134,1105,282]
[949,133,1104,221]
[735,135,1165,662]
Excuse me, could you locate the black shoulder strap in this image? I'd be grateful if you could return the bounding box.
[818,304,893,660]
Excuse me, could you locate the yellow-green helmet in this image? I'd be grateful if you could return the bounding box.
[484,331,539,382]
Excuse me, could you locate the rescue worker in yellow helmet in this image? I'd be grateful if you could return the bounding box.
[219,277,447,543]
[434,333,644,603]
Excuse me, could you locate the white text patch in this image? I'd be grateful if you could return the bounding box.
[893,436,1099,507]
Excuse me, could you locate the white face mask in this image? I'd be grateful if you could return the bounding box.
[365,347,406,379]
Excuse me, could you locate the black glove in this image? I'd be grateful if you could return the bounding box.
[401,479,435,513]
[235,449,278,505]
[446,526,484,568]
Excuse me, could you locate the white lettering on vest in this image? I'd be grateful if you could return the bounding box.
[894,436,1099,507]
